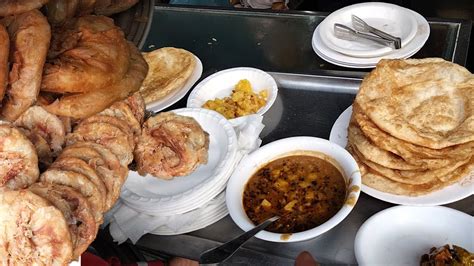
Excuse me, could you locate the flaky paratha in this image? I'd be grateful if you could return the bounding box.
[139,47,196,104]
[355,58,474,149]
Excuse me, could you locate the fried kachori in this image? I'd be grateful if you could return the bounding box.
[139,47,196,104]
[347,58,473,197]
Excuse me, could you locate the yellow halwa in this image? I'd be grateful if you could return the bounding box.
[202,79,268,119]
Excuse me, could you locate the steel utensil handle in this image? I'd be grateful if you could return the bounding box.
[199,216,280,265]
[351,15,402,49]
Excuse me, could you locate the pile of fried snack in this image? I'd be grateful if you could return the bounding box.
[0,1,208,265]
[348,58,474,196]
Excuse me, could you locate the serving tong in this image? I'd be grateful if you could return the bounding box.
[334,15,402,49]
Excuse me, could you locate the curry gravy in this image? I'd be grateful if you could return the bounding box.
[243,155,346,233]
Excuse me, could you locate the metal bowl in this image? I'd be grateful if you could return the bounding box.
[112,0,154,49]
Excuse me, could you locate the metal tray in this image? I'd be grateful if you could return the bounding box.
[113,0,154,49]
[134,72,473,265]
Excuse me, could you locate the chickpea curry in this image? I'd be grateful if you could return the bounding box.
[243,154,347,234]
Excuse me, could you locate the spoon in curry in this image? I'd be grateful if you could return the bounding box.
[199,216,280,265]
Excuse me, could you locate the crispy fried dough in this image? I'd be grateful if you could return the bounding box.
[80,115,135,150]
[125,92,146,125]
[0,0,49,17]
[0,189,73,265]
[0,124,39,189]
[42,15,129,94]
[0,24,8,103]
[77,0,97,15]
[17,127,53,169]
[51,157,107,208]
[0,10,51,121]
[40,169,104,222]
[140,47,196,104]
[46,0,80,25]
[67,122,134,166]
[41,42,148,119]
[355,58,473,149]
[29,183,97,259]
[14,106,66,157]
[60,142,127,210]
[94,0,139,16]
[135,112,209,179]
[99,101,141,138]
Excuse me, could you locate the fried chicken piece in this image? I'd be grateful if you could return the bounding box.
[29,183,97,259]
[94,0,139,16]
[0,188,73,265]
[135,112,210,179]
[0,24,8,103]
[0,124,39,189]
[41,15,130,94]
[0,10,51,121]
[40,169,104,223]
[0,0,49,17]
[60,142,127,210]
[41,42,148,119]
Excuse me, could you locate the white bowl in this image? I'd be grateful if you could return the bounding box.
[186,67,278,123]
[226,136,361,242]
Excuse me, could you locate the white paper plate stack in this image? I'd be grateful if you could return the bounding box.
[312,2,430,68]
[119,108,239,234]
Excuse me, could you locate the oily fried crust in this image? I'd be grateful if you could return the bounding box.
[41,42,148,119]
[0,24,8,103]
[60,142,127,210]
[0,124,39,189]
[79,115,135,150]
[40,169,104,223]
[41,15,130,94]
[98,101,141,138]
[0,189,73,265]
[0,10,51,121]
[124,92,146,125]
[29,183,97,259]
[0,0,49,17]
[135,112,209,179]
[46,0,80,25]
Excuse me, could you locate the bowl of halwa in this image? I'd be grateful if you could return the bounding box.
[186,67,278,123]
[226,137,361,242]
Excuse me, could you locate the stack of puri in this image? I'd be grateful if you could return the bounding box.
[0,93,146,265]
[347,58,474,196]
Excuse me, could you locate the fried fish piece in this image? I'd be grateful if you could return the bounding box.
[135,112,209,179]
[140,47,196,104]
[0,124,39,189]
[0,9,51,121]
[0,188,73,265]
[0,24,8,103]
[29,183,97,259]
[0,0,49,17]
[41,42,148,119]
[42,15,130,94]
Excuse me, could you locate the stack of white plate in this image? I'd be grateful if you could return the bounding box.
[312,2,430,68]
[119,108,239,234]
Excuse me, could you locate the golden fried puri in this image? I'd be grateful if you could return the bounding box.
[0,0,49,17]
[135,112,209,179]
[29,182,97,259]
[0,189,73,265]
[46,0,80,24]
[41,42,148,119]
[0,10,51,121]
[0,124,39,189]
[140,47,196,104]
[42,15,130,94]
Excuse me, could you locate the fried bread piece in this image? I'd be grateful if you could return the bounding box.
[0,0,48,17]
[0,124,39,189]
[135,112,209,179]
[0,24,8,103]
[0,188,73,265]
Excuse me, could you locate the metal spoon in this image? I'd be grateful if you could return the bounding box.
[199,216,280,265]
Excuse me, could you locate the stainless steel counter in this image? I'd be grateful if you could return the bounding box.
[132,5,474,265]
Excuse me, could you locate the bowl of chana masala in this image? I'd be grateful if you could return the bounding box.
[226,137,361,242]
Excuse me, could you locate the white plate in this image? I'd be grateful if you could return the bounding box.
[312,7,429,68]
[186,67,278,125]
[146,55,203,112]
[150,191,228,235]
[329,106,474,205]
[355,206,473,265]
[120,108,238,215]
[320,2,418,58]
